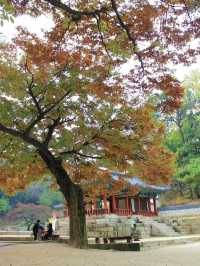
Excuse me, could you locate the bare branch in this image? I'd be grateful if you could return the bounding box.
[58,120,111,158]
[59,149,102,160]
[39,64,70,104]
[45,89,72,114]
[44,0,107,18]
[0,122,73,189]
[59,131,100,157]
[24,89,72,135]
[26,83,43,115]
[24,114,43,135]
[43,117,61,146]
[45,0,144,70]
[94,14,112,59]
[75,152,102,160]
[25,60,43,115]
[110,0,144,72]
[0,123,45,152]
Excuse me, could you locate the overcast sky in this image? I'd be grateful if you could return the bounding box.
[0,14,199,82]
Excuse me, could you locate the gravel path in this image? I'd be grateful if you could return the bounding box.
[0,241,199,266]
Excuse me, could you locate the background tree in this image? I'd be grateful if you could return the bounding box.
[4,203,51,230]
[0,1,14,25]
[0,1,199,248]
[4,181,64,208]
[0,197,10,215]
[166,70,200,199]
[39,187,64,207]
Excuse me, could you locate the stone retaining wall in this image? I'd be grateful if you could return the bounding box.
[58,215,152,239]
[157,214,200,234]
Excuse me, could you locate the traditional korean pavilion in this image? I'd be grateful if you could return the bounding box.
[63,172,170,217]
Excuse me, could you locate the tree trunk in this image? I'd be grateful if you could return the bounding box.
[67,183,87,248]
[189,187,194,200]
[194,187,200,199]
[38,152,88,248]
[27,223,32,231]
[56,175,88,248]
[54,173,88,248]
[177,181,184,197]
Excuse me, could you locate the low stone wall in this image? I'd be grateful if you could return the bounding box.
[58,215,151,240]
[87,222,133,238]
[157,214,200,235]
[89,242,140,251]
[0,231,32,236]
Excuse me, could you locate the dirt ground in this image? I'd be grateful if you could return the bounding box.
[0,241,199,266]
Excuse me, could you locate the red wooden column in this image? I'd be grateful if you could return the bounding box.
[93,197,98,209]
[138,197,141,214]
[153,197,157,214]
[63,201,68,217]
[102,192,108,211]
[112,194,116,213]
[125,193,131,215]
[147,198,151,213]
[93,197,99,215]
[125,193,129,209]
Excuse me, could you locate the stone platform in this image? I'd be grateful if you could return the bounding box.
[1,232,200,251]
[89,235,200,251]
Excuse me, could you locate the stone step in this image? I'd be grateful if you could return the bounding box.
[145,217,180,236]
[141,235,200,249]
[57,216,179,239]
[89,235,200,251]
[0,235,32,241]
[0,231,32,236]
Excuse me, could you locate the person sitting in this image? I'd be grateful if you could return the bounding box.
[42,222,53,240]
[135,217,142,223]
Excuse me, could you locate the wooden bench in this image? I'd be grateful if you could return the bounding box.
[108,236,132,243]
[50,234,60,240]
[95,236,132,244]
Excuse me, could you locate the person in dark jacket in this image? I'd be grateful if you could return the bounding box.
[43,222,53,240]
[32,220,44,240]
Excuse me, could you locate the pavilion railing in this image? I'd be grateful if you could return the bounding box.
[134,210,158,216]
[86,208,110,216]
[113,208,132,216]
[64,208,158,217]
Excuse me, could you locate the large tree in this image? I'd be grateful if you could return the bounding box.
[166,70,200,199]
[0,0,199,248]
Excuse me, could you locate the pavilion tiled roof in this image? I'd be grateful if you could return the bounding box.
[111,172,171,192]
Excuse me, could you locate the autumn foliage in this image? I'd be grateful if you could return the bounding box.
[0,0,199,247]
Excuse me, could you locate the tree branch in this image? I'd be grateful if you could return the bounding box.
[45,0,144,70]
[27,81,43,115]
[0,123,46,152]
[25,60,43,115]
[94,14,112,59]
[24,114,43,135]
[44,0,107,17]
[58,119,112,158]
[24,89,72,135]
[110,0,144,72]
[39,64,70,104]
[45,89,72,114]
[0,122,70,175]
[59,131,100,158]
[75,152,102,160]
[0,121,73,193]
[43,117,61,146]
[59,149,102,160]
